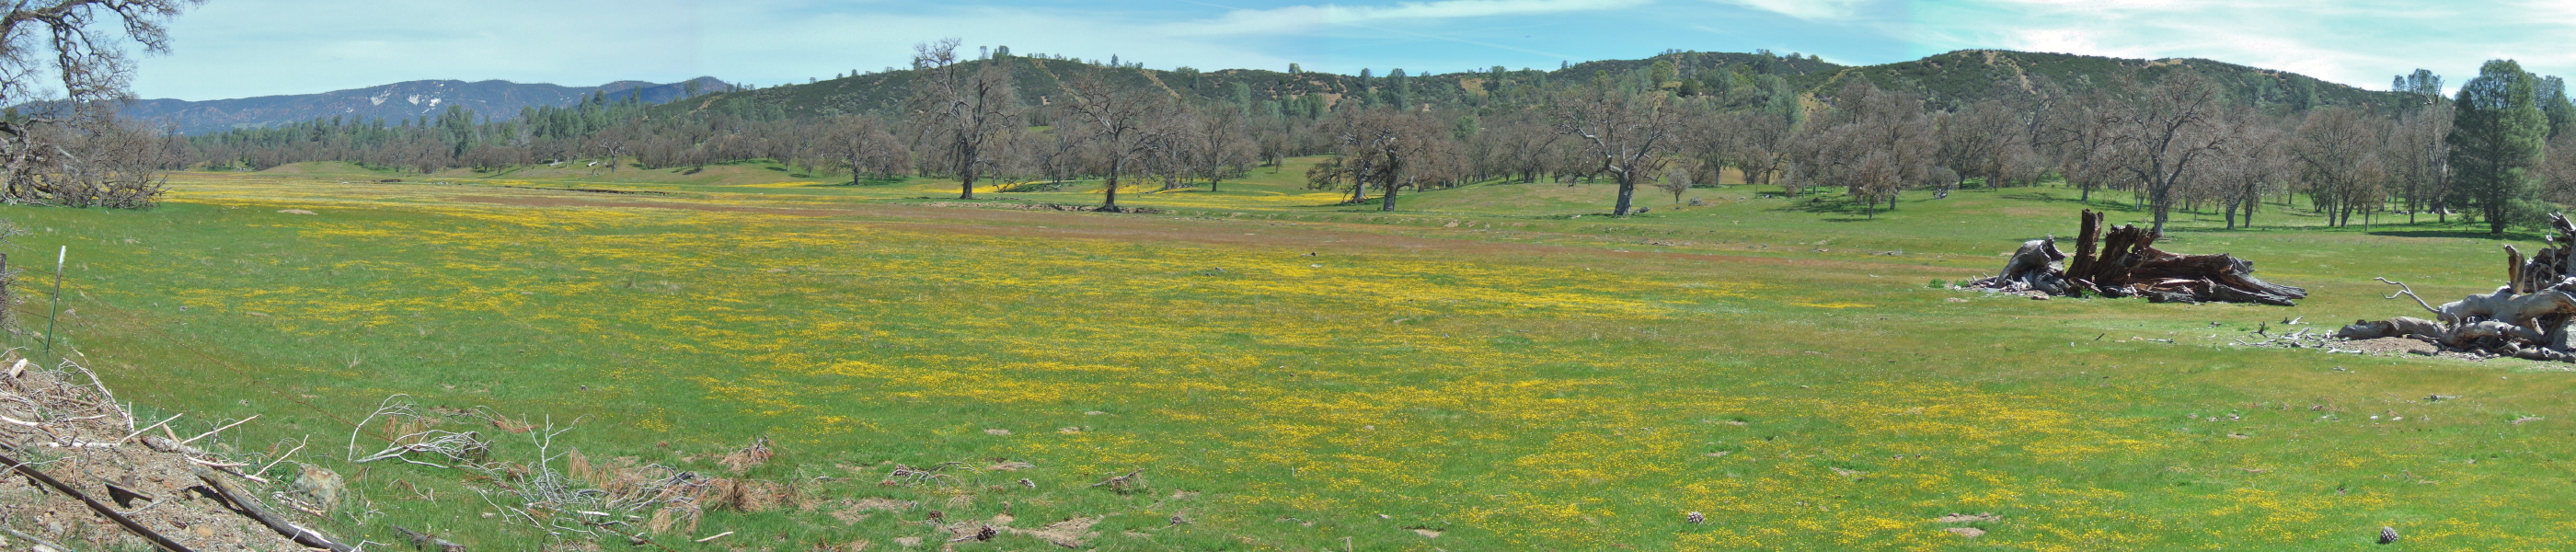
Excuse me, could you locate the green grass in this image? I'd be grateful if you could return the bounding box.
[11,163,2576,549]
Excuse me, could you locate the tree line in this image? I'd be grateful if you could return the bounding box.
[164,42,2576,234]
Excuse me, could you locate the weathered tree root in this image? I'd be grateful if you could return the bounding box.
[1965,210,2305,305]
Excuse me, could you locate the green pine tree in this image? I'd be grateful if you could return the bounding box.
[2446,59,2551,235]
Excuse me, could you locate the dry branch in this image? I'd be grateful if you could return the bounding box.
[2339,213,2576,361]
[192,466,355,552]
[0,448,195,552]
[1089,468,1146,493]
[392,524,466,552]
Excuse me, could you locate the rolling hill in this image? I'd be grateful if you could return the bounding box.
[653,49,2412,120]
[119,76,734,134]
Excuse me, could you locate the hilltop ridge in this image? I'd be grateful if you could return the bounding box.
[656,48,2404,119]
[118,76,732,134]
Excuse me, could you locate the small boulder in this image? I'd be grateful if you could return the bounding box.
[287,465,344,512]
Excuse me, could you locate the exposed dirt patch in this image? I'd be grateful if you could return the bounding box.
[0,354,309,551]
[915,201,1167,214]
[2341,337,2440,356]
[1938,512,2002,523]
[449,195,846,217]
[1010,516,1100,548]
[495,185,670,196]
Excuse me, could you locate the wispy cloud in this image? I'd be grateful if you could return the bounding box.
[1706,0,1875,20]
[1914,0,2576,90]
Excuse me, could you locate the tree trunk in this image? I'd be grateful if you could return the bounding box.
[2148,176,2172,236]
[2069,209,2103,284]
[1613,172,1638,215]
[960,171,978,200]
[1380,179,1398,211]
[1101,172,1121,212]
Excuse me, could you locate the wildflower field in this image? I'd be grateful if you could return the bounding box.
[15,160,2576,550]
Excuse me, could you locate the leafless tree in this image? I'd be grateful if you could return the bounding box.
[1309,108,1460,211]
[1480,113,1563,183]
[1785,80,1937,215]
[1654,160,1695,205]
[1724,110,1792,190]
[2045,92,2120,203]
[1179,105,1257,191]
[2387,102,2454,223]
[0,0,200,208]
[1554,75,1678,215]
[906,39,1022,200]
[826,116,911,183]
[1061,74,1175,212]
[2203,113,2288,229]
[1935,99,2029,191]
[2291,107,2388,227]
[2102,73,2230,235]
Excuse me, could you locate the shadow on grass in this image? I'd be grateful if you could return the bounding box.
[1994,191,2147,213]
[1767,196,1890,222]
[2367,228,2545,241]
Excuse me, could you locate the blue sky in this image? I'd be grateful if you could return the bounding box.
[132,0,2576,101]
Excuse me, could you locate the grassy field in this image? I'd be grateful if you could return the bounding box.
[13,159,2576,550]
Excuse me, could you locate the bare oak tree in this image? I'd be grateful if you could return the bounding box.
[826,116,911,183]
[0,0,200,208]
[1310,108,1458,211]
[906,39,1022,200]
[2291,107,2388,227]
[2103,73,2230,235]
[1785,80,1936,216]
[1555,75,1677,215]
[1061,74,1175,213]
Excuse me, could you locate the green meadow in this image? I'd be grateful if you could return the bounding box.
[15,159,2576,550]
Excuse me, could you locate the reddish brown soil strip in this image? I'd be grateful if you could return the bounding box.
[446,192,1929,275]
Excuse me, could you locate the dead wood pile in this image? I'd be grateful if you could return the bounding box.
[1964,210,2308,305]
[2340,213,2576,362]
[0,351,341,552]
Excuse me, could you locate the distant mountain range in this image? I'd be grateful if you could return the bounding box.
[121,76,732,134]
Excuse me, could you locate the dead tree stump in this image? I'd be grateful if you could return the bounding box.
[1965,210,2306,305]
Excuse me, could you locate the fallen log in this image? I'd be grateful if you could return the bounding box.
[1965,210,2305,305]
[2340,213,2576,361]
[192,466,357,552]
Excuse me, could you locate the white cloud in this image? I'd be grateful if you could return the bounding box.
[1707,0,1873,20]
[1915,0,2576,91]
